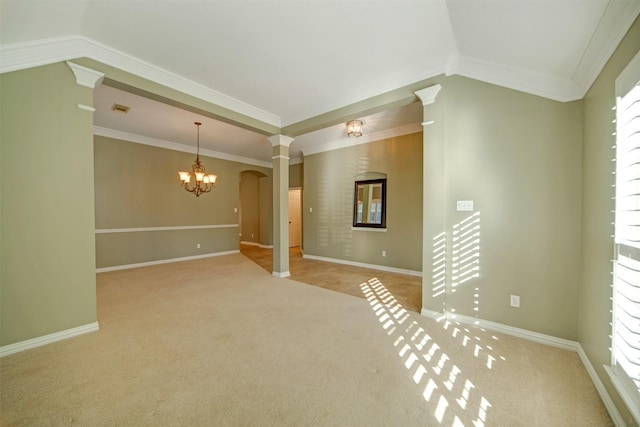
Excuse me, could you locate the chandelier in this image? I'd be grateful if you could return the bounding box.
[178,122,217,197]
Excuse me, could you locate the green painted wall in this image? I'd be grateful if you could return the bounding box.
[94,135,271,268]
[259,175,272,246]
[581,15,640,427]
[0,63,97,346]
[240,170,270,245]
[302,132,423,271]
[436,76,583,340]
[289,163,303,188]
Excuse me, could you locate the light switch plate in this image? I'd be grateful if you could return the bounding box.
[457,200,474,211]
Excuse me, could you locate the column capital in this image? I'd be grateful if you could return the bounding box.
[415,84,442,106]
[66,61,104,89]
[268,134,294,147]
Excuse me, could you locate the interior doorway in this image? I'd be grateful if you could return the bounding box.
[288,188,301,248]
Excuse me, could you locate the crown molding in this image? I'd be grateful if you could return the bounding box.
[93,126,273,169]
[573,0,640,97]
[455,55,582,102]
[301,123,422,157]
[0,36,281,128]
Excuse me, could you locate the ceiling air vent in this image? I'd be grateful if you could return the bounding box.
[111,103,131,113]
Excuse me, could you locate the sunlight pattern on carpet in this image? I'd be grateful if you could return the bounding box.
[361,277,492,426]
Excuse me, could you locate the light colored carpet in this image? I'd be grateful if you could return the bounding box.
[1,253,611,426]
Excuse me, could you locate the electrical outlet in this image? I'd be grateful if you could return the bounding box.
[196,243,200,249]
[382,250,387,257]
[510,295,520,308]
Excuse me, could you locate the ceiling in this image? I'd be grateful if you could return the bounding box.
[2,0,639,165]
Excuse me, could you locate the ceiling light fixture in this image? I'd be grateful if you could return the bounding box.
[347,120,363,137]
[178,122,217,197]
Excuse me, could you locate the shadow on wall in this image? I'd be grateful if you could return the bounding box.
[431,212,482,317]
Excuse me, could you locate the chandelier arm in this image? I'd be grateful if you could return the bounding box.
[178,121,216,197]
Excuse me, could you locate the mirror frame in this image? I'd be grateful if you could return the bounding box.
[353,178,387,228]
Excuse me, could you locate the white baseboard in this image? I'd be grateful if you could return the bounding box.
[302,254,422,277]
[0,322,100,358]
[421,307,448,322]
[421,309,626,425]
[272,271,291,278]
[579,352,626,426]
[96,250,240,273]
[454,312,578,351]
[240,241,273,249]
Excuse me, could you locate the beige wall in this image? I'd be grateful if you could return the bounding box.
[240,171,261,244]
[434,75,583,340]
[259,175,272,246]
[0,63,97,346]
[240,170,272,246]
[94,135,271,268]
[581,15,640,427]
[302,132,423,271]
[289,163,303,188]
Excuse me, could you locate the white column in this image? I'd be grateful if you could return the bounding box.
[415,85,445,316]
[269,134,294,278]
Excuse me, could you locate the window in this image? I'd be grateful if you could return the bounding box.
[609,49,640,423]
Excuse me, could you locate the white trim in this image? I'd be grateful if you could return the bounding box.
[272,271,291,278]
[272,155,290,160]
[604,364,640,426]
[453,312,578,351]
[94,126,274,169]
[0,322,100,358]
[240,241,273,249]
[96,250,239,273]
[95,224,238,234]
[1,7,637,121]
[301,123,422,157]
[281,58,447,126]
[421,307,448,322]
[415,85,442,106]
[66,61,104,88]
[77,104,96,112]
[351,227,387,233]
[268,135,294,147]
[424,310,578,351]
[616,49,640,99]
[0,36,281,127]
[419,310,627,425]
[455,55,581,102]
[302,254,422,277]
[574,0,640,100]
[579,358,626,427]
